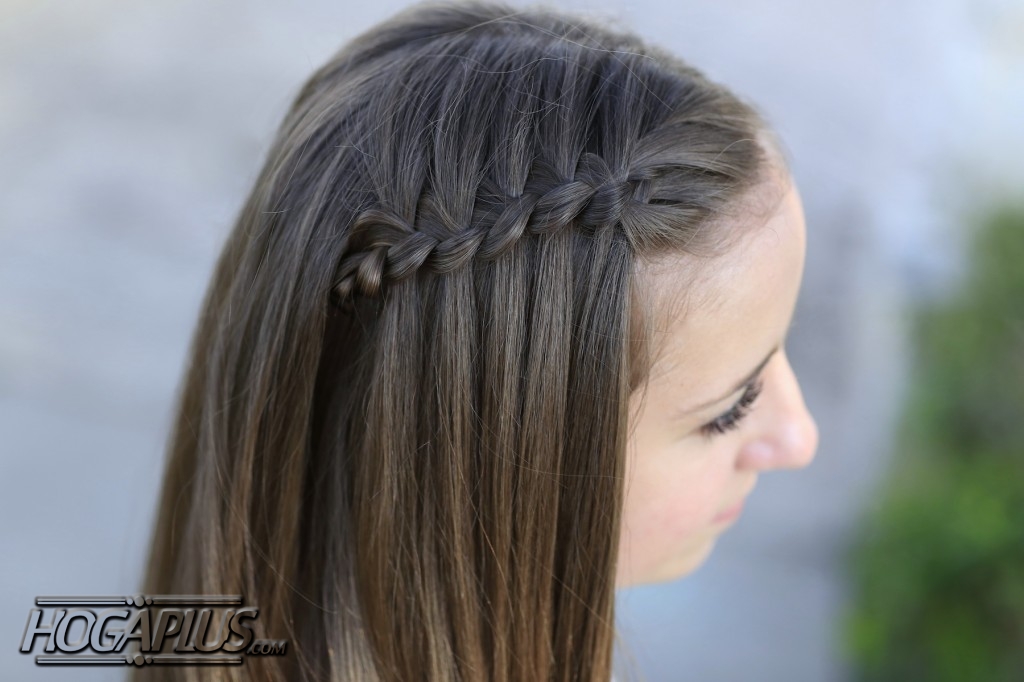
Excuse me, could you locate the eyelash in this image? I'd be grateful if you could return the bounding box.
[699,378,765,439]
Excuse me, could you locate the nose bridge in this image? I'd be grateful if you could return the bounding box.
[774,350,807,413]
[776,351,819,466]
[746,350,819,470]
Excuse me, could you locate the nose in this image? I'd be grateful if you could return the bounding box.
[738,351,819,471]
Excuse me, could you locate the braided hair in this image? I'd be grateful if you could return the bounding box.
[137,2,783,681]
[332,152,648,307]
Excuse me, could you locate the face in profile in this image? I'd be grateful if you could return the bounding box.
[616,173,820,588]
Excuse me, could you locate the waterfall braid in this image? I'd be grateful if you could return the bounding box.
[330,150,711,309]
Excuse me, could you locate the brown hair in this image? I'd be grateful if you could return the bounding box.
[136,2,782,680]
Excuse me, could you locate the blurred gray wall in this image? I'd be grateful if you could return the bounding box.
[1,1,1021,680]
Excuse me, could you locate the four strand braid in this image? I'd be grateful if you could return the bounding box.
[330,151,652,310]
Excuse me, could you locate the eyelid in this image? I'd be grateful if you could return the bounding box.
[720,376,760,414]
[730,377,763,414]
[698,375,765,438]
[687,347,779,416]
[698,375,757,417]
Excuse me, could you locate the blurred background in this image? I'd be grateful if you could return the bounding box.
[1,0,1021,680]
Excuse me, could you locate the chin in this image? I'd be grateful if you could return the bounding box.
[621,540,718,588]
[664,542,716,582]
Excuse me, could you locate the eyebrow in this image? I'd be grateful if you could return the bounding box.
[676,344,780,417]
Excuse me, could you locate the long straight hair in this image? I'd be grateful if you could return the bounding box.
[136,2,777,680]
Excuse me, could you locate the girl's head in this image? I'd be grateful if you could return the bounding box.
[139,2,817,680]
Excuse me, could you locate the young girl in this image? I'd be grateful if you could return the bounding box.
[137,2,818,680]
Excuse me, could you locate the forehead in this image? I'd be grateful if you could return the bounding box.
[636,178,805,402]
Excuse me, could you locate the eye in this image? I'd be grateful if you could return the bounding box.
[699,377,764,439]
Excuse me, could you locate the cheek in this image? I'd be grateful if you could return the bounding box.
[620,448,731,550]
[627,481,715,547]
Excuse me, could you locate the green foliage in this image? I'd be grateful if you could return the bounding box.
[842,203,1024,681]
